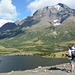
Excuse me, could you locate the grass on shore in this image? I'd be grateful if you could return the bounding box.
[42,51,68,58]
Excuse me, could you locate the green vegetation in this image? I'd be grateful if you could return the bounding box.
[0,22,75,58]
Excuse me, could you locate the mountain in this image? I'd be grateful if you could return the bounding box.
[0,3,75,56]
[1,3,75,32]
[0,22,18,32]
[19,3,75,27]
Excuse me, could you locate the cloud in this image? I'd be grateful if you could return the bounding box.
[28,0,75,15]
[0,0,18,19]
[0,0,18,27]
[0,19,14,27]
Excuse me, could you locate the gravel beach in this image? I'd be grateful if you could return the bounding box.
[0,62,75,75]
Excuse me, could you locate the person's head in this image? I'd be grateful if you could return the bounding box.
[68,45,71,49]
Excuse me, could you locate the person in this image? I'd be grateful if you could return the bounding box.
[65,45,74,72]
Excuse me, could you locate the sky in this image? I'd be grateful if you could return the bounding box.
[0,0,75,27]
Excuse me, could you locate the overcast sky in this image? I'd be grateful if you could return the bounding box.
[0,0,75,27]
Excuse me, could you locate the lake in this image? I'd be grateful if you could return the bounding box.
[0,56,68,73]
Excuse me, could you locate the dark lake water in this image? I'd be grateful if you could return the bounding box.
[0,56,68,73]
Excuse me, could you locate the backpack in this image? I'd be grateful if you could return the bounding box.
[71,45,75,58]
[71,50,75,58]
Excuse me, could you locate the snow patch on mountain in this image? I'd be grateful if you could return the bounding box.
[54,5,62,11]
[54,23,61,26]
[54,19,58,22]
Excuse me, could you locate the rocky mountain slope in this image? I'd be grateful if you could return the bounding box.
[20,3,75,27]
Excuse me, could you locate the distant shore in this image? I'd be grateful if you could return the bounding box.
[0,50,68,58]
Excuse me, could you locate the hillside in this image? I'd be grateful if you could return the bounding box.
[0,3,75,57]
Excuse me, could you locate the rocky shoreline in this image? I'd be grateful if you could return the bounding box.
[0,62,75,75]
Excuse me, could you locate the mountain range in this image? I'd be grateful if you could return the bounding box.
[0,3,75,56]
[0,3,75,32]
